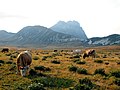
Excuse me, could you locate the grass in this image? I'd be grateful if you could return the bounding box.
[0,46,120,89]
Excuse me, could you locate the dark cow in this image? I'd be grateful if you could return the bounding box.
[1,48,9,52]
[16,51,32,76]
[83,49,95,59]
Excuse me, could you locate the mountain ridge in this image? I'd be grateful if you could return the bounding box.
[50,20,88,41]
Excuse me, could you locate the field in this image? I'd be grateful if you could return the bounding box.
[0,46,120,90]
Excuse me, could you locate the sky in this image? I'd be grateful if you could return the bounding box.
[0,0,120,38]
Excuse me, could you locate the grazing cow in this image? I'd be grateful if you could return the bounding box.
[16,51,32,76]
[73,49,82,55]
[83,49,95,59]
[1,48,9,52]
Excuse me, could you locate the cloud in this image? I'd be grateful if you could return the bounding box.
[0,12,27,19]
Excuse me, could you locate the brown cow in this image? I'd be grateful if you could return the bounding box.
[83,49,95,59]
[16,51,32,76]
[1,48,9,52]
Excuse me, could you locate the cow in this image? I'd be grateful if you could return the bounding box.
[83,49,95,59]
[1,48,9,52]
[73,49,82,55]
[16,51,32,76]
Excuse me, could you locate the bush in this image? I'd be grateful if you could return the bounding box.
[29,69,37,76]
[33,77,74,88]
[0,60,5,64]
[77,68,88,74]
[94,60,103,63]
[34,66,51,72]
[74,84,92,90]
[73,59,80,63]
[6,61,13,64]
[76,60,86,64]
[33,56,39,60]
[28,83,45,90]
[68,65,77,72]
[34,66,45,71]
[51,60,60,64]
[74,78,94,90]
[110,70,120,78]
[114,78,120,86]
[116,61,120,65]
[104,61,109,65]
[94,68,106,75]
[42,56,47,60]
[5,53,11,56]
[73,55,80,58]
[103,54,107,58]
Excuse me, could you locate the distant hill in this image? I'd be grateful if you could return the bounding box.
[0,21,119,48]
[50,21,88,41]
[1,26,82,47]
[0,30,15,40]
[88,34,120,46]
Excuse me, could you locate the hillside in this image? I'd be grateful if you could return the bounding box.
[88,34,120,46]
[0,30,15,40]
[50,21,88,41]
[2,26,82,47]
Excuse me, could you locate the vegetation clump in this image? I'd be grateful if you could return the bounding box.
[28,82,45,90]
[114,78,120,86]
[94,60,103,63]
[51,60,60,64]
[74,78,95,90]
[94,68,106,76]
[33,56,39,60]
[110,70,120,78]
[68,65,77,72]
[33,77,74,88]
[77,68,88,74]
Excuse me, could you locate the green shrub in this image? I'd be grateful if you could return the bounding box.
[76,60,86,64]
[73,59,80,63]
[110,70,120,78]
[103,54,107,58]
[28,83,45,90]
[77,68,88,74]
[6,61,13,64]
[5,53,11,56]
[34,66,45,71]
[114,78,120,86]
[104,61,109,65]
[0,60,5,64]
[51,60,60,64]
[68,65,77,72]
[94,68,106,75]
[29,69,37,76]
[34,66,51,72]
[33,56,39,60]
[74,78,94,90]
[74,84,91,90]
[94,60,103,63]
[42,56,47,60]
[116,61,120,65]
[73,55,80,58]
[33,77,74,88]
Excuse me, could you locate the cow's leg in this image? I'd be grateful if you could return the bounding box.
[16,65,20,74]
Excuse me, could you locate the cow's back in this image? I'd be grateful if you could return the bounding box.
[17,51,32,67]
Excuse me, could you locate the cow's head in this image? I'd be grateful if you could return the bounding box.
[19,66,29,76]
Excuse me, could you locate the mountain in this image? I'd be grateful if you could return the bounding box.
[3,26,82,47]
[0,30,15,40]
[50,21,88,41]
[88,34,120,46]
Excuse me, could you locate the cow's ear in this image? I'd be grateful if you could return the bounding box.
[19,66,24,69]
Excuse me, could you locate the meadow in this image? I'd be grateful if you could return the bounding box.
[0,46,120,90]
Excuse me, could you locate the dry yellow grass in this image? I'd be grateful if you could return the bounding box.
[0,45,120,89]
